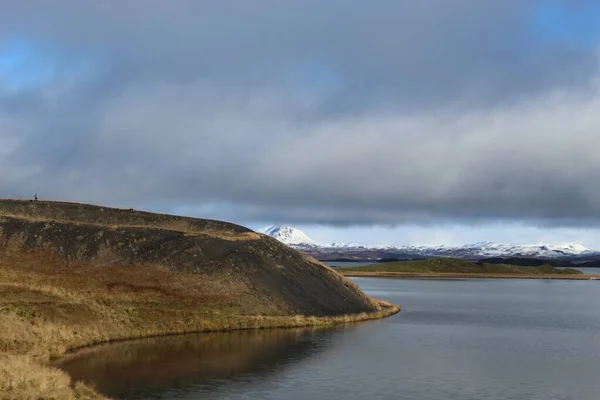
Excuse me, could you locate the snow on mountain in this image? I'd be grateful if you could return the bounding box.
[259,225,318,246]
[260,225,596,258]
[387,241,594,258]
[328,241,362,248]
[453,242,592,257]
[552,243,589,254]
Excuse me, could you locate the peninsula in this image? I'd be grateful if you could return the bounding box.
[0,200,398,400]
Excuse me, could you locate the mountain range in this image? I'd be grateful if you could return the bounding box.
[259,225,599,260]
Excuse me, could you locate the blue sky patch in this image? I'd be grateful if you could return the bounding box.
[0,39,56,91]
[531,1,600,47]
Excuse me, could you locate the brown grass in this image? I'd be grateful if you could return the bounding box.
[0,353,101,400]
[0,262,399,400]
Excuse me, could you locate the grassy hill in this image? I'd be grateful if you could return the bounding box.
[0,200,398,400]
[338,258,583,275]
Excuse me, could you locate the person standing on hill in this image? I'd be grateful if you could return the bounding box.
[34,194,38,202]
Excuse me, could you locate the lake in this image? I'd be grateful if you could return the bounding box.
[57,278,600,399]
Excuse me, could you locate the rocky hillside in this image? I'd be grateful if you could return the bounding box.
[0,200,379,317]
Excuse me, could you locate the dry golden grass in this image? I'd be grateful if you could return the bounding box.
[0,353,101,400]
[0,261,399,400]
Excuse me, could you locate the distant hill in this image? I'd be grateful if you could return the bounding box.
[0,199,380,316]
[479,257,600,269]
[477,257,575,268]
[579,260,600,268]
[337,258,582,275]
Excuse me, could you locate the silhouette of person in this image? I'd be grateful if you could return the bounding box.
[34,194,38,202]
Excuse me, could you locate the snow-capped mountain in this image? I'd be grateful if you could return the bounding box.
[259,226,361,248]
[259,226,318,246]
[260,225,597,259]
[413,242,593,258]
[451,242,591,257]
[367,241,594,258]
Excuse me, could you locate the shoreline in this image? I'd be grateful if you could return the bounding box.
[341,271,600,280]
[0,264,400,400]
[55,300,400,359]
[49,305,399,399]
[1,282,399,400]
[3,305,400,400]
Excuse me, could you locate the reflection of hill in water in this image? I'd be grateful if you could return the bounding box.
[56,328,338,399]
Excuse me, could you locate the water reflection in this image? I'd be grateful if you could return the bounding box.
[56,328,337,399]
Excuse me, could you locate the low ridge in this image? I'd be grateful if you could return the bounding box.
[0,199,379,316]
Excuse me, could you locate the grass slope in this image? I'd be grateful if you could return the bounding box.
[338,258,583,275]
[0,200,399,399]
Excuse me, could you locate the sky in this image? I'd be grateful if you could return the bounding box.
[2,1,600,247]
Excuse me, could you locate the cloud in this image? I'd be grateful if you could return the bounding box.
[1,0,600,228]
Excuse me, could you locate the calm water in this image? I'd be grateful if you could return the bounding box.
[58,278,600,399]
[324,261,375,268]
[571,267,600,275]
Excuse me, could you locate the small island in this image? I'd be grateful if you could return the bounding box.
[337,258,596,280]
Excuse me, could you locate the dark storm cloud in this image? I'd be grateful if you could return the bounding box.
[1,0,600,226]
